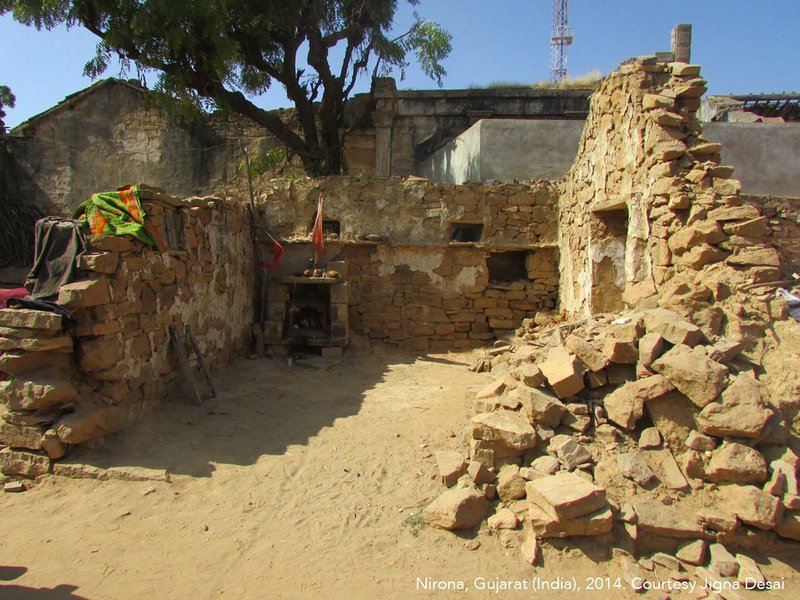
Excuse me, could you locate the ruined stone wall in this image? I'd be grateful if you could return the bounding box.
[256,176,559,350]
[742,195,800,278]
[0,196,253,477]
[559,57,782,330]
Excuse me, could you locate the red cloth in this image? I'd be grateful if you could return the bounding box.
[261,240,284,271]
[0,288,29,309]
[311,193,324,265]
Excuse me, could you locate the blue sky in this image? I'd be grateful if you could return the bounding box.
[2,0,798,129]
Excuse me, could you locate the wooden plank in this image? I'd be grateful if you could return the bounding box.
[184,325,216,398]
[169,325,203,405]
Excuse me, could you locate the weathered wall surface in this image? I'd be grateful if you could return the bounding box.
[0,195,253,477]
[559,57,782,331]
[256,176,559,351]
[703,122,800,199]
[7,80,282,218]
[418,119,585,184]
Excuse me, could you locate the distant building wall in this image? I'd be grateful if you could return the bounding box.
[703,122,800,199]
[418,119,585,183]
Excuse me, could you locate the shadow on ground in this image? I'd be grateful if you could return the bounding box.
[60,339,422,477]
[0,566,88,600]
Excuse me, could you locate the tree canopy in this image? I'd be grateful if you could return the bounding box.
[0,84,15,133]
[1,0,452,175]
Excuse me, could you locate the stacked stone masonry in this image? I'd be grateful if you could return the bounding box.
[256,176,560,352]
[0,194,253,477]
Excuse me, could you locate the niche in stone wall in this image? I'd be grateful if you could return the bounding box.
[589,204,628,313]
[487,251,528,283]
[449,222,484,243]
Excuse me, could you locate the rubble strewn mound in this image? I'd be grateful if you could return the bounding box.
[424,303,800,587]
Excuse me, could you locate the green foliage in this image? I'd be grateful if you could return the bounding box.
[0,84,16,132]
[403,511,425,536]
[1,0,452,175]
[242,147,288,178]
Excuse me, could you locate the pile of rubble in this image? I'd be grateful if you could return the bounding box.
[423,304,800,587]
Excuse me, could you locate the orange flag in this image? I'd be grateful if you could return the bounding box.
[311,193,324,266]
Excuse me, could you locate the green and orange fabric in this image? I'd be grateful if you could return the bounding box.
[74,185,166,252]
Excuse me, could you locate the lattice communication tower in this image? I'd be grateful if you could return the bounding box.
[550,0,573,83]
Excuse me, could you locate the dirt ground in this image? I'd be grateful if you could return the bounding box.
[1,337,799,599]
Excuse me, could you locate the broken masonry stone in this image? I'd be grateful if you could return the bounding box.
[686,430,716,451]
[0,447,51,479]
[516,387,566,428]
[517,363,545,388]
[603,374,674,430]
[57,278,111,308]
[638,333,666,367]
[55,405,128,445]
[538,346,585,399]
[1,371,78,411]
[525,472,606,521]
[467,460,496,486]
[603,339,638,364]
[644,308,703,346]
[0,309,63,330]
[434,450,466,487]
[709,543,739,578]
[697,374,773,439]
[565,334,608,372]
[675,539,707,566]
[718,484,782,531]
[651,345,728,408]
[631,500,706,539]
[638,427,662,449]
[470,410,537,455]
[776,511,800,541]
[555,438,593,470]
[497,464,527,502]
[736,554,765,585]
[706,443,768,485]
[531,455,561,475]
[526,504,613,538]
[423,487,490,530]
[487,507,519,531]
[617,453,658,487]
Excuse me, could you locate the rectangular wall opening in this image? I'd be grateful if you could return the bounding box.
[487,251,528,283]
[449,222,484,243]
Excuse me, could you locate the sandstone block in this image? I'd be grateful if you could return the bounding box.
[603,374,674,430]
[0,419,42,450]
[631,500,705,539]
[618,453,658,487]
[565,334,608,372]
[556,438,593,470]
[496,464,526,501]
[467,460,495,485]
[724,217,768,238]
[697,374,773,439]
[0,309,63,330]
[667,221,726,255]
[517,363,545,388]
[525,472,606,520]
[644,308,702,346]
[475,379,507,400]
[676,540,707,566]
[487,507,519,531]
[709,543,738,578]
[706,443,767,484]
[638,333,665,366]
[470,410,537,456]
[718,484,782,530]
[726,247,780,267]
[651,345,728,408]
[57,278,111,308]
[776,511,800,541]
[79,252,119,274]
[517,387,566,428]
[78,335,124,372]
[55,405,128,445]
[686,430,716,451]
[527,504,613,538]
[41,429,66,459]
[638,427,662,449]
[531,455,560,475]
[1,371,77,411]
[0,335,73,352]
[539,347,585,398]
[0,447,50,478]
[423,487,489,530]
[435,450,466,487]
[603,339,638,364]
[736,554,765,586]
[709,205,760,221]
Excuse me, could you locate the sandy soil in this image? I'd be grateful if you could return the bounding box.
[1,338,798,599]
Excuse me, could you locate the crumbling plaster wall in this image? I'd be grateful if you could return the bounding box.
[0,196,253,477]
[559,57,783,328]
[256,176,559,351]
